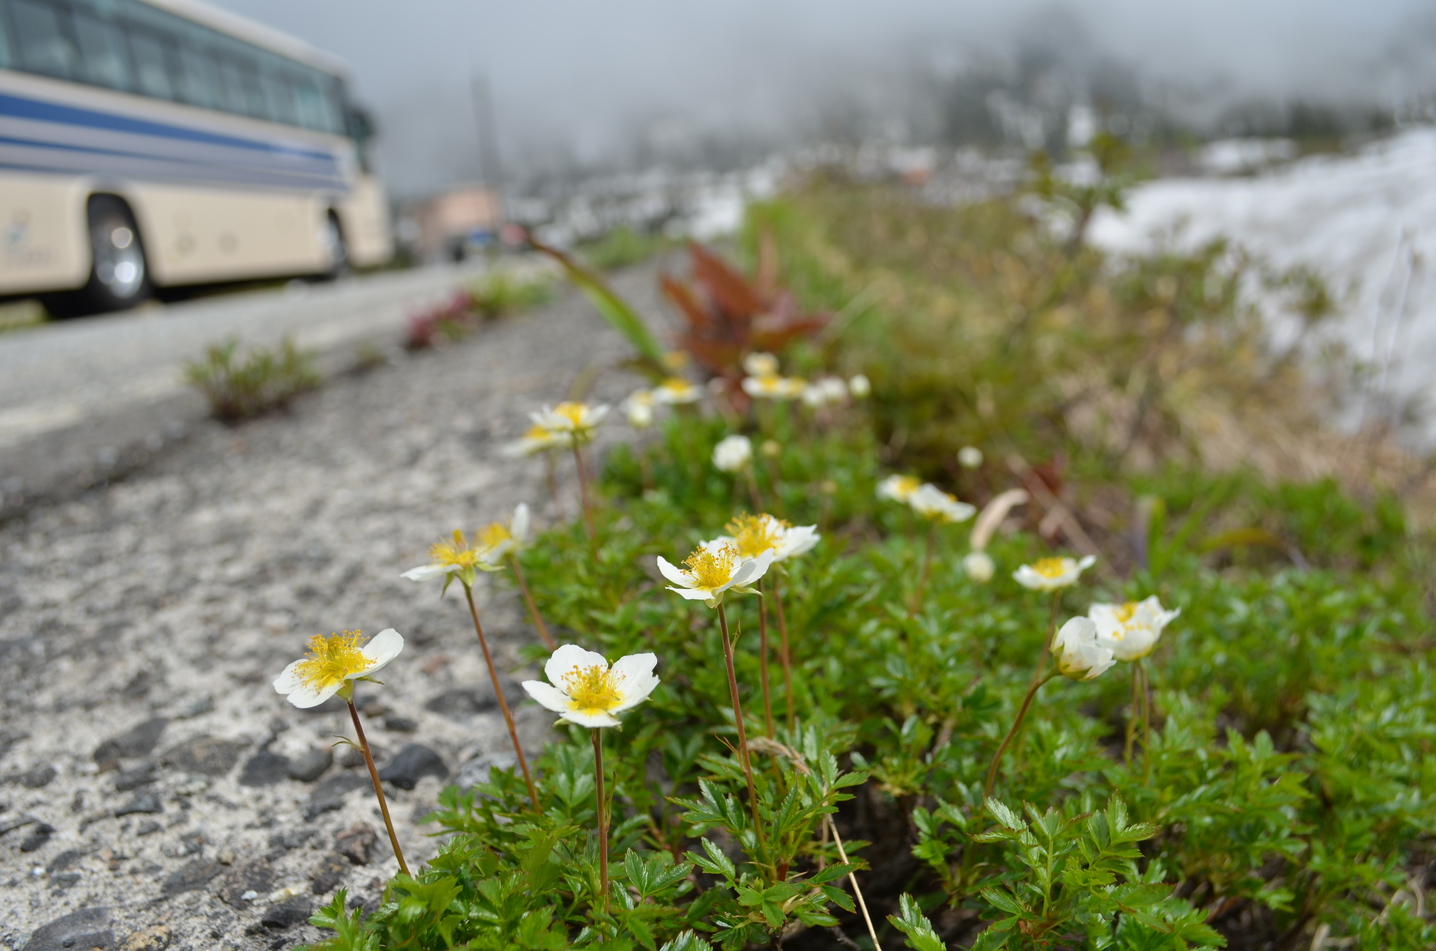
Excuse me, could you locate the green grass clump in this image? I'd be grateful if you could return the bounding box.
[184,336,319,422]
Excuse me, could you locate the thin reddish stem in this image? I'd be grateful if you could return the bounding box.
[757,578,774,738]
[347,699,411,877]
[463,584,539,809]
[509,555,554,649]
[716,602,766,859]
[592,728,609,913]
[572,443,596,545]
[772,571,795,734]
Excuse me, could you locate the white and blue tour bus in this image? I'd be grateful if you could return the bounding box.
[0,0,392,314]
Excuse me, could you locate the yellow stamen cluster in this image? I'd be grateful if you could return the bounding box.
[1031,557,1070,579]
[295,631,368,689]
[562,665,624,716]
[1114,602,1138,624]
[555,402,588,426]
[891,476,921,497]
[478,522,512,550]
[726,513,785,559]
[684,543,738,589]
[429,530,483,568]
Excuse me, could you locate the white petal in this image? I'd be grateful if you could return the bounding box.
[401,564,447,582]
[731,548,775,587]
[656,556,693,587]
[282,679,342,709]
[273,659,307,695]
[1077,555,1097,571]
[512,503,531,544]
[669,585,716,601]
[559,709,623,728]
[358,628,405,673]
[609,653,659,711]
[545,644,609,687]
[1053,616,1098,652]
[522,680,573,714]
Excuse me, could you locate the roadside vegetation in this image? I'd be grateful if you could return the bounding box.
[184,336,320,423]
[289,149,1433,950]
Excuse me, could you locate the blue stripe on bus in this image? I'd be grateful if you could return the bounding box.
[0,133,346,187]
[0,91,338,164]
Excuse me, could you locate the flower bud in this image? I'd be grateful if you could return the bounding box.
[963,550,995,583]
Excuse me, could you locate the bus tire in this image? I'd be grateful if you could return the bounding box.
[318,211,348,281]
[47,197,152,317]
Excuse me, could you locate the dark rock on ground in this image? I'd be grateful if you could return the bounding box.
[135,819,162,836]
[424,687,494,717]
[94,718,168,766]
[113,762,157,791]
[20,763,57,787]
[238,750,291,787]
[335,823,377,866]
[115,792,163,816]
[286,747,333,783]
[0,812,37,835]
[383,715,418,732]
[160,735,248,777]
[23,906,112,951]
[159,858,222,896]
[378,744,448,790]
[52,871,82,889]
[309,851,348,895]
[304,772,368,821]
[47,847,84,872]
[261,897,312,929]
[268,827,316,852]
[116,924,172,951]
[20,821,55,851]
[216,861,274,906]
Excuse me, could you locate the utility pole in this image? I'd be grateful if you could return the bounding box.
[470,70,507,238]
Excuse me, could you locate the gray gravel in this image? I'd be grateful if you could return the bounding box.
[0,265,663,950]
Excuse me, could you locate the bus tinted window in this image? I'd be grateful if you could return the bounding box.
[127,26,178,100]
[73,10,131,90]
[11,0,79,80]
[260,69,297,126]
[217,55,264,118]
[176,43,221,109]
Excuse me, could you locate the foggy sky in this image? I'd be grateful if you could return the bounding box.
[207,0,1435,197]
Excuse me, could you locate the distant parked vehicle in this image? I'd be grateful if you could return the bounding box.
[0,0,393,315]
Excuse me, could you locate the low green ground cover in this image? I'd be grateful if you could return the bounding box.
[295,171,1433,949]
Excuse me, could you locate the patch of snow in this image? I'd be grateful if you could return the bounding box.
[1090,128,1436,444]
[1196,138,1298,176]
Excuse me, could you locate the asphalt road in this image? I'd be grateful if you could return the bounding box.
[0,263,494,517]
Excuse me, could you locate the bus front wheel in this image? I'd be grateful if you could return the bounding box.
[47,197,153,317]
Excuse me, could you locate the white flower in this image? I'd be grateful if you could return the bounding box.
[1090,596,1181,662]
[1013,555,1097,591]
[741,374,807,400]
[800,377,848,408]
[909,483,976,524]
[623,390,655,429]
[502,423,566,458]
[958,446,984,469]
[529,401,610,447]
[657,540,774,607]
[760,439,781,459]
[712,434,753,472]
[743,352,780,377]
[716,513,820,563]
[522,644,659,728]
[848,374,871,398]
[877,474,923,504]
[652,377,701,405]
[402,529,505,588]
[274,629,404,708]
[1051,617,1115,681]
[476,503,531,562]
[963,550,995,583]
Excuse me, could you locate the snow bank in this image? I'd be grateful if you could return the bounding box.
[1089,129,1436,444]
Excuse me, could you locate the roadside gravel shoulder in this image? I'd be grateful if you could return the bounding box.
[0,265,662,950]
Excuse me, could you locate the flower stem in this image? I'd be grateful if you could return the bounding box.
[757,578,774,738]
[1140,659,1153,780]
[509,554,554,650]
[827,816,883,951]
[983,669,1057,800]
[462,583,539,810]
[1124,660,1140,765]
[772,571,795,735]
[591,728,609,914]
[909,522,938,617]
[746,468,764,512]
[544,452,563,518]
[572,443,596,546]
[346,699,410,878]
[716,602,766,859]
[1014,590,1062,766]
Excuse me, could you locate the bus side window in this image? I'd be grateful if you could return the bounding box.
[177,41,222,110]
[72,10,132,91]
[0,0,13,68]
[219,56,267,120]
[10,0,80,80]
[260,68,298,126]
[126,26,180,101]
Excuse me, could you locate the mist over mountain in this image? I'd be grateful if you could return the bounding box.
[211,0,1436,198]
